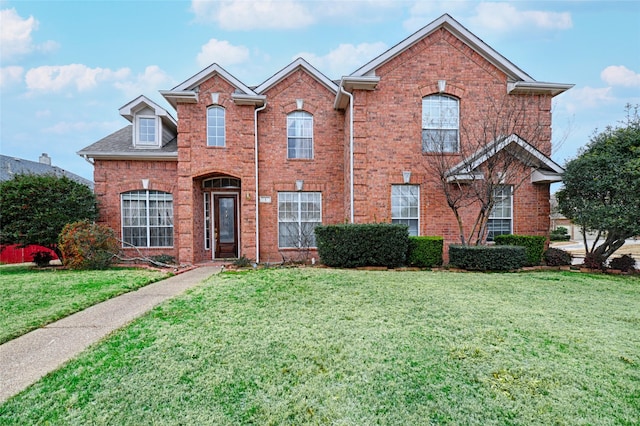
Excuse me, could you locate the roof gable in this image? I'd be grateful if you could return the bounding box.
[351,14,533,82]
[119,95,177,131]
[171,63,256,94]
[255,57,338,95]
[446,134,565,184]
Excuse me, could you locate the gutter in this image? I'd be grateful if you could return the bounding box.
[339,85,355,223]
[254,102,267,263]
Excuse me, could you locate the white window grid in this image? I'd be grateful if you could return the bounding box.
[287,111,313,159]
[391,185,420,236]
[422,95,459,153]
[487,185,513,241]
[121,190,174,248]
[207,106,226,147]
[137,117,157,146]
[278,192,321,248]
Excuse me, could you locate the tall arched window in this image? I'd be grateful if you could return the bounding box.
[287,111,313,159]
[207,106,225,147]
[422,94,459,152]
[121,190,174,247]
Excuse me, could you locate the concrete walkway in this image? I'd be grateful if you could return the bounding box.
[0,266,221,403]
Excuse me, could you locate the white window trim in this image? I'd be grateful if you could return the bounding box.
[121,190,174,248]
[207,106,226,147]
[278,192,322,248]
[134,115,161,147]
[487,185,513,240]
[391,184,420,236]
[286,111,314,159]
[422,94,460,153]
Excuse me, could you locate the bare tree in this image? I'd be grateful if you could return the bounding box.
[423,93,556,245]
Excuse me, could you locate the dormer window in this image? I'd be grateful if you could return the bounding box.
[135,116,159,147]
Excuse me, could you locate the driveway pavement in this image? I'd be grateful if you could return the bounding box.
[0,266,220,403]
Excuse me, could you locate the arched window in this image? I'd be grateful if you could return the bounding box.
[121,190,173,247]
[422,94,459,152]
[207,106,225,147]
[287,111,313,159]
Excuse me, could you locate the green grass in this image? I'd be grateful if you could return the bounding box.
[0,265,169,344]
[1,269,638,425]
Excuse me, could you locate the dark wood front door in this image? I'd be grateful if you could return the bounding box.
[214,194,238,258]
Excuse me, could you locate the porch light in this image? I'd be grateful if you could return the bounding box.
[402,171,411,184]
[296,180,304,191]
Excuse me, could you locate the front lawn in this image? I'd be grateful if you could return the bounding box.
[0,265,169,344]
[1,269,638,425]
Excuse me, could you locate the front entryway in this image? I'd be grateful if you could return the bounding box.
[213,194,238,258]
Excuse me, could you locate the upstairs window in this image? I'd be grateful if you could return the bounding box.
[207,106,225,147]
[287,111,313,159]
[487,186,512,241]
[136,116,158,146]
[422,94,459,153]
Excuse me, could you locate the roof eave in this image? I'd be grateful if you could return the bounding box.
[334,76,381,109]
[160,90,199,109]
[77,151,178,161]
[508,81,574,97]
[231,93,267,106]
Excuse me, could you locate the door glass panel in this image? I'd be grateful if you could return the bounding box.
[219,198,235,243]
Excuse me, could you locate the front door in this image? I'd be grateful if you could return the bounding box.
[214,194,238,258]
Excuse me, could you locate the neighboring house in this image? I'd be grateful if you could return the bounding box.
[0,153,93,263]
[78,14,572,265]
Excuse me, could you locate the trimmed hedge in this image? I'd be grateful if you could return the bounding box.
[494,234,546,266]
[315,223,409,268]
[449,245,527,271]
[543,247,572,266]
[407,236,443,267]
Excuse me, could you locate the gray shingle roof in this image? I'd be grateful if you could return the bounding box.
[0,155,94,189]
[77,125,177,159]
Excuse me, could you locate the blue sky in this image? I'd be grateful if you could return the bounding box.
[1,0,639,182]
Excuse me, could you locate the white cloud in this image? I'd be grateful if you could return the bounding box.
[0,8,58,61]
[191,0,314,30]
[113,65,173,98]
[297,42,387,77]
[470,3,572,33]
[601,65,640,88]
[25,64,130,93]
[0,66,24,89]
[404,1,572,35]
[42,120,121,135]
[560,86,615,114]
[196,39,250,68]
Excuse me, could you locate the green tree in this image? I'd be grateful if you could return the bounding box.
[556,105,640,265]
[0,174,97,259]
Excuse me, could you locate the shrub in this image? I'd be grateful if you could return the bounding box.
[543,247,572,266]
[233,255,253,268]
[449,245,527,271]
[550,227,571,241]
[407,236,443,268]
[58,221,119,270]
[494,234,546,266]
[315,223,409,268]
[609,254,636,272]
[32,250,53,267]
[583,252,606,271]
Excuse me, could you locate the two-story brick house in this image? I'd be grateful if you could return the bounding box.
[78,14,572,265]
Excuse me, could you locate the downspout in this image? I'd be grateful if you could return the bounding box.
[254,102,267,263]
[339,86,354,223]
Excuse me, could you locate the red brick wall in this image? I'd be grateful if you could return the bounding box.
[93,159,179,260]
[256,69,345,263]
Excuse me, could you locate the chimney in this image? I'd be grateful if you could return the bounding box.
[39,153,51,165]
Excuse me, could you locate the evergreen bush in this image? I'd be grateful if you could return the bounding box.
[494,234,546,266]
[58,221,119,270]
[543,247,572,266]
[407,236,443,267]
[449,245,527,271]
[315,223,409,268]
